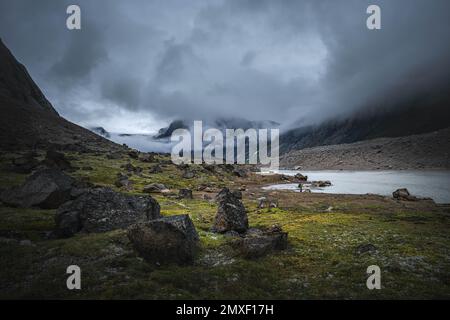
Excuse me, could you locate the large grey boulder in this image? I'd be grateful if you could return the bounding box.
[212,187,248,233]
[178,188,193,199]
[0,168,74,209]
[127,214,199,265]
[54,187,161,237]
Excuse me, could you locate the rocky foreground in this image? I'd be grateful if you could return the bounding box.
[0,147,450,299]
[280,127,450,170]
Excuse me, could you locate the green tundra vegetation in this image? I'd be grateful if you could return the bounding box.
[0,150,449,299]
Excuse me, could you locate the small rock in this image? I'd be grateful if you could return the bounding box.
[115,173,132,189]
[393,188,418,201]
[232,168,248,178]
[149,164,163,174]
[294,173,308,181]
[143,183,169,193]
[355,243,377,255]
[178,188,193,199]
[182,170,195,179]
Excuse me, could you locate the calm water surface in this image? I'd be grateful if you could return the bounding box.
[262,170,450,204]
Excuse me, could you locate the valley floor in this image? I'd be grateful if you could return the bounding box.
[0,150,450,299]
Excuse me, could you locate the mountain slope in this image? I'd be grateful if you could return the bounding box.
[281,100,450,153]
[281,127,450,170]
[0,38,122,152]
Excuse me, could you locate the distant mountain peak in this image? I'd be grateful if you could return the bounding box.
[154,120,188,139]
[90,126,111,138]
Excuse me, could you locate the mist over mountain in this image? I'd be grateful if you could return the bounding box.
[1,0,449,136]
[280,96,450,152]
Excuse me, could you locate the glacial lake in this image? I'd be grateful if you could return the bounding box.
[262,170,450,204]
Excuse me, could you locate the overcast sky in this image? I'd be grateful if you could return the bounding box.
[1,0,449,133]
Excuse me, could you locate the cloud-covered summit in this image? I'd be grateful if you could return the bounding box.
[1,0,449,133]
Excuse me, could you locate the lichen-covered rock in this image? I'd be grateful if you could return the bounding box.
[234,226,288,259]
[127,214,199,265]
[0,168,74,209]
[212,187,248,233]
[54,187,161,237]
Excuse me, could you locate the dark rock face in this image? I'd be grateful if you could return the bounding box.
[55,187,161,237]
[178,188,193,199]
[42,150,72,171]
[127,214,199,265]
[212,188,248,233]
[0,168,74,209]
[233,226,288,259]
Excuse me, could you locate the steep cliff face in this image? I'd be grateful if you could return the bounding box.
[0,39,120,152]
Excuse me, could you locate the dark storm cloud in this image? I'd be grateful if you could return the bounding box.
[0,0,449,132]
[100,76,141,110]
[50,26,108,83]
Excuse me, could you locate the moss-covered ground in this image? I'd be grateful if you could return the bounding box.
[0,151,449,299]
